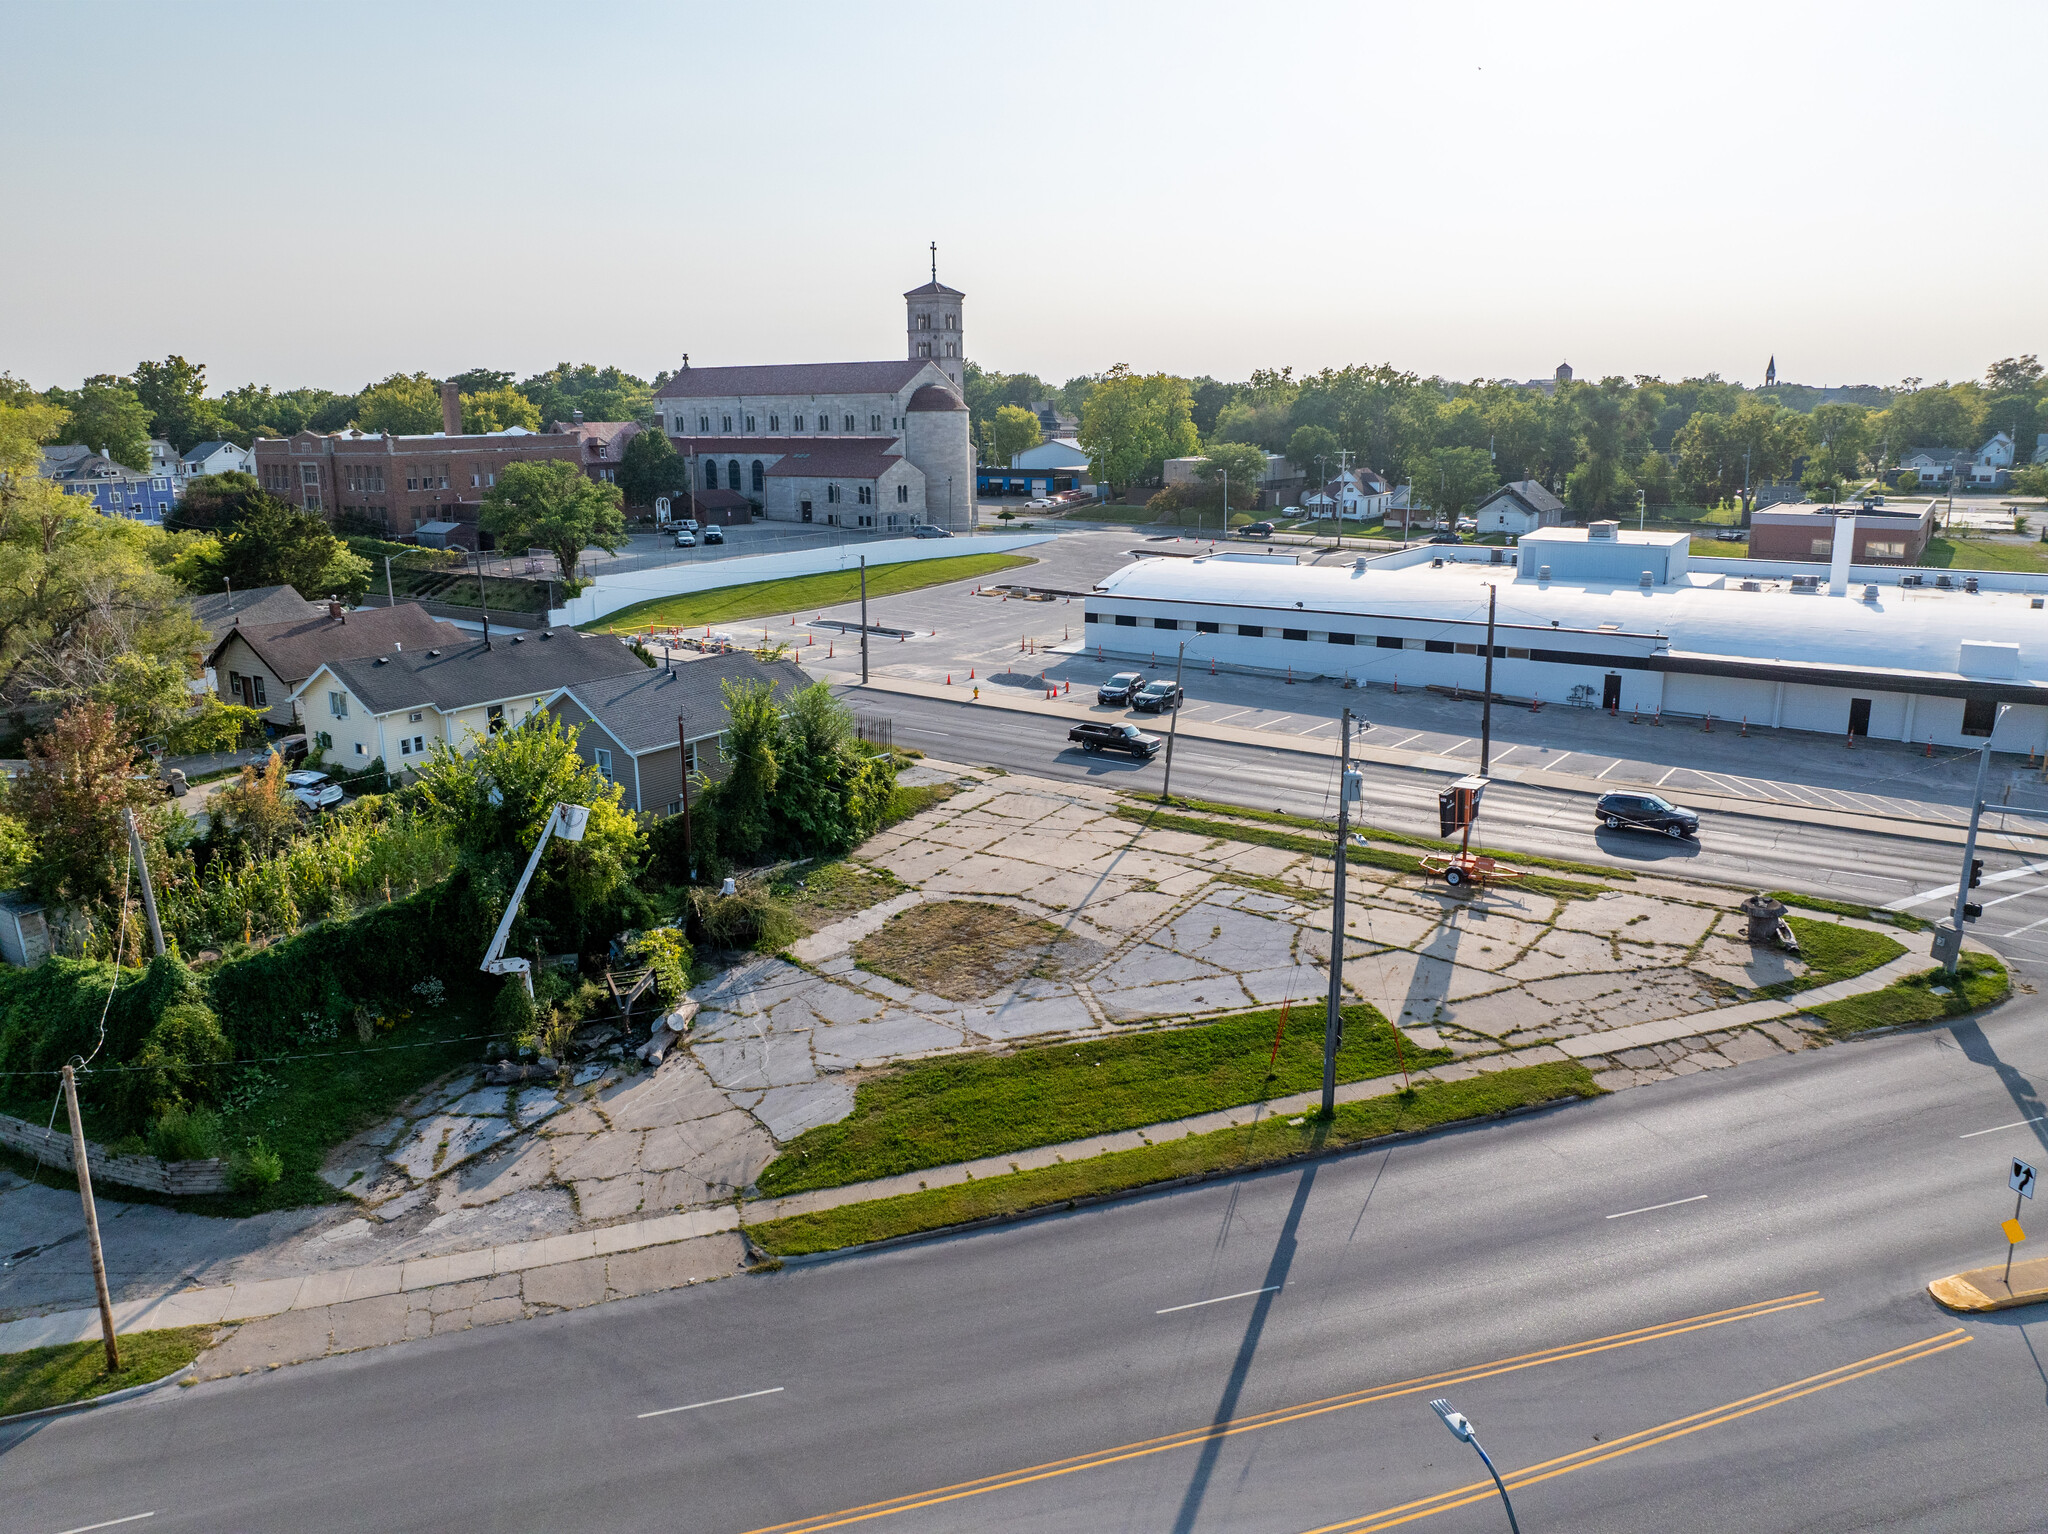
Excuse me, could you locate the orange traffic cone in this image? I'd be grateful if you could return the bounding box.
[1740,716,1748,736]
[947,674,952,685]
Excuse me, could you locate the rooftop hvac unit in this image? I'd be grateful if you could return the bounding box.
[1538,565,1551,581]
[1863,585,1879,602]
[2033,598,2044,610]
[1639,571,1654,587]
[1965,576,1980,593]
[1739,580,1761,591]
[1588,521,1617,539]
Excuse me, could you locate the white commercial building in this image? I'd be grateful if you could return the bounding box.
[1084,520,2048,752]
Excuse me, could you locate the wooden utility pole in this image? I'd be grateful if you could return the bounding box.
[1158,642,1188,802]
[859,556,869,685]
[123,806,165,958]
[1322,710,1353,1116]
[676,711,695,881]
[61,1065,120,1372]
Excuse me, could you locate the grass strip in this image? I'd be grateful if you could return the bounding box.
[1750,916,1906,999]
[877,781,958,831]
[1808,953,2010,1036]
[749,1061,1604,1256]
[1127,792,1631,882]
[583,552,1037,634]
[1767,890,1929,934]
[0,1325,212,1417]
[1107,804,1610,901]
[755,1003,1450,1197]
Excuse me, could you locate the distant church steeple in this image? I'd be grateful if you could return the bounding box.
[1765,355,1777,388]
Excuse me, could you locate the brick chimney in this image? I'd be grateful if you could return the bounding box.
[440,381,461,437]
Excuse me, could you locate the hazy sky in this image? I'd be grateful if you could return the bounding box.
[6,0,2042,395]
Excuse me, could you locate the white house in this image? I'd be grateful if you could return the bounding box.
[1474,479,1568,537]
[1300,466,1396,522]
[1977,432,2016,470]
[183,440,254,480]
[1901,448,1963,484]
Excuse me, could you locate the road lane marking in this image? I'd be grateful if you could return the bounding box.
[1999,914,2048,939]
[639,1386,784,1420]
[739,1292,1824,1534]
[1885,861,2048,910]
[1961,1115,2048,1139]
[1157,1286,1280,1315]
[1606,1195,1709,1220]
[52,1519,155,1534]
[1977,884,2048,911]
[1299,1329,1972,1533]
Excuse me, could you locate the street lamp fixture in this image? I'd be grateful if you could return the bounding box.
[1429,1398,1522,1534]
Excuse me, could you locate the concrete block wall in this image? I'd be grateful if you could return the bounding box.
[0,1111,230,1195]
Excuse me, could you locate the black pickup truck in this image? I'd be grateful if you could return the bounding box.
[1068,721,1163,760]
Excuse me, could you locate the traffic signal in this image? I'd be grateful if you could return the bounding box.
[1964,902,1984,923]
[1970,859,1985,889]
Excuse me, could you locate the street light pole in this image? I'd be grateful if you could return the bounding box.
[1479,584,1498,776]
[676,711,695,882]
[1322,709,1352,1117]
[859,555,869,685]
[1158,642,1187,802]
[1430,1400,1522,1534]
[1946,709,2003,974]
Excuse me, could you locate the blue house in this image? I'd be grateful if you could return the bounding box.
[40,444,178,522]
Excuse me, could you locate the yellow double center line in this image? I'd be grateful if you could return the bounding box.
[1302,1327,1973,1533]
[742,1291,1824,1534]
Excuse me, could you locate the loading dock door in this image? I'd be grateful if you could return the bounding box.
[1848,697,1872,737]
[1602,674,1622,711]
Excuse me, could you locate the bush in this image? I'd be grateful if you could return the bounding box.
[116,1000,232,1127]
[1147,486,1185,516]
[148,1104,224,1161]
[228,1136,284,1189]
[688,884,800,952]
[628,927,692,1004]
[492,974,536,1043]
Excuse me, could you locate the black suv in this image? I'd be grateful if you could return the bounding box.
[1243,522,1274,537]
[1594,791,1699,839]
[1131,679,1182,712]
[1068,721,1162,759]
[1097,671,1145,704]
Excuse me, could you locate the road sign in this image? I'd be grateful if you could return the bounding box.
[2005,1219,2027,1244]
[2013,1158,2038,1199]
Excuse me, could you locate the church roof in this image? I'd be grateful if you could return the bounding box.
[903,281,965,298]
[907,384,967,413]
[762,441,904,479]
[653,361,928,400]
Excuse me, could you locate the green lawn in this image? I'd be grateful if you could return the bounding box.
[0,1326,212,1417]
[748,1061,1604,1256]
[1808,952,2009,1036]
[1751,917,1904,998]
[1919,537,2048,573]
[754,1002,1449,1198]
[1768,891,1928,934]
[584,552,1037,634]
[1691,537,1749,558]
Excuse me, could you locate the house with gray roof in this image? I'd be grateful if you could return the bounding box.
[542,653,815,813]
[203,602,464,727]
[290,627,642,773]
[182,441,254,480]
[187,584,325,648]
[1475,480,1568,537]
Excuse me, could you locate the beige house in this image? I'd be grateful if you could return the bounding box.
[290,628,645,773]
[203,603,463,728]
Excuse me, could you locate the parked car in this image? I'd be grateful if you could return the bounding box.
[912,524,953,538]
[1426,531,1463,545]
[678,518,700,531]
[1715,528,1745,542]
[673,530,696,547]
[1243,521,1274,537]
[1456,517,1477,533]
[702,526,724,544]
[1068,721,1162,759]
[1026,497,1059,509]
[1131,679,1182,712]
[1098,671,1146,704]
[1594,791,1699,839]
[273,733,310,766]
[286,769,344,811]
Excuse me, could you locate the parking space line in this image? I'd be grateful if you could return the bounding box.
[639,1386,785,1420]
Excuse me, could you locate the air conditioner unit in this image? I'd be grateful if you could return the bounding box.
[1538,565,1551,581]
[1639,571,1654,587]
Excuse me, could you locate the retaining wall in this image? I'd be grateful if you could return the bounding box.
[0,1112,230,1195]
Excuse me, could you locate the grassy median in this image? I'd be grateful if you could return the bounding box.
[584,552,1036,634]
[1750,917,1905,999]
[755,1002,1450,1198]
[748,1061,1604,1256]
[0,1326,212,1418]
[1809,952,2010,1036]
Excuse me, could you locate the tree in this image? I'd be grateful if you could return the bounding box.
[166,470,264,533]
[516,364,655,428]
[616,428,689,508]
[461,386,540,434]
[479,460,626,585]
[991,405,1043,465]
[1986,356,2043,394]
[56,382,153,469]
[132,356,229,453]
[1808,404,1875,481]
[1880,384,1980,452]
[1286,424,1340,480]
[1412,447,1498,524]
[1800,465,1845,504]
[1190,440,1268,512]
[210,751,301,860]
[773,683,893,854]
[356,372,444,435]
[449,368,515,396]
[191,497,372,599]
[1077,365,1198,496]
[14,702,162,905]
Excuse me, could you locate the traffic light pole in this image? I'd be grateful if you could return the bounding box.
[1946,737,1994,975]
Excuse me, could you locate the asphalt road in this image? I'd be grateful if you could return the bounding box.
[852,689,2048,976]
[11,996,2048,1533]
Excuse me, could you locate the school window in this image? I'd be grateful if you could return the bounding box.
[407,477,418,490]
[300,464,320,486]
[328,691,349,718]
[471,473,481,487]
[1809,539,1831,555]
[1867,540,1906,558]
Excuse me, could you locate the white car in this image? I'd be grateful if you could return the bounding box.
[285,770,343,810]
[673,530,696,547]
[1026,497,1058,509]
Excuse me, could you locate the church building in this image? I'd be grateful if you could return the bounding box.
[652,265,976,533]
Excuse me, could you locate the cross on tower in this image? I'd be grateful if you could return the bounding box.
[930,241,937,283]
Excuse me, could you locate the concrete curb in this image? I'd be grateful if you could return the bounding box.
[0,1362,194,1427]
[747,1097,1585,1268]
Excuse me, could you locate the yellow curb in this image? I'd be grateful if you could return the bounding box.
[1929,1262,2048,1313]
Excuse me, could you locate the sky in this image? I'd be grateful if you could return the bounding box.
[5,0,2043,396]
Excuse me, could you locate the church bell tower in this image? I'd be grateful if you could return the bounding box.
[905,242,966,392]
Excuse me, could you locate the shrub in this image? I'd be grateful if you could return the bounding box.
[1147,486,1185,516]
[115,1000,231,1126]
[148,1104,223,1161]
[492,974,536,1043]
[688,885,800,952]
[228,1136,284,1189]
[628,927,692,1004]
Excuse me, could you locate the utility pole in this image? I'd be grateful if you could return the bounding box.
[1946,712,2002,974]
[859,556,869,684]
[1323,710,1353,1116]
[62,1064,120,1372]
[123,807,164,958]
[1220,469,1227,544]
[1158,642,1187,802]
[1478,585,1498,776]
[385,554,396,608]
[676,711,695,881]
